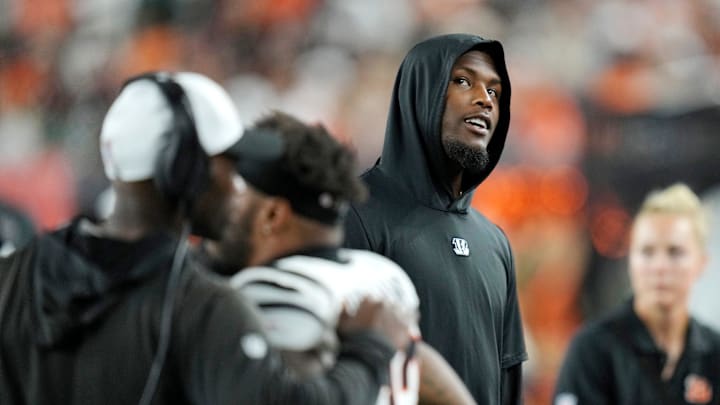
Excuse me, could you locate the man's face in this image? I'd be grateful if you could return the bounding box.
[629,213,706,312]
[208,174,260,271]
[440,50,502,173]
[191,155,241,240]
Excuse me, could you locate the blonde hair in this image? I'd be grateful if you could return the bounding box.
[635,183,708,248]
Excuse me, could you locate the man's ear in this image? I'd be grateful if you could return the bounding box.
[257,197,293,236]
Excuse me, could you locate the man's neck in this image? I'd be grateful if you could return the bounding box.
[449,173,464,198]
[99,183,182,240]
[257,224,342,266]
[446,162,464,199]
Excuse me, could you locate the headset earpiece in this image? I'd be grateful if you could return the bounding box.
[120,72,209,210]
[119,73,203,405]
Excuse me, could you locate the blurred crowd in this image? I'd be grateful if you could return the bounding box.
[1,0,719,403]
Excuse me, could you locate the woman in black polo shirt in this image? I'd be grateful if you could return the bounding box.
[554,183,720,405]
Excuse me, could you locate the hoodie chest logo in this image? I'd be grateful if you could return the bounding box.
[451,237,470,256]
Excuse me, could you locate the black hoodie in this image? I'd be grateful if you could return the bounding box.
[0,219,395,404]
[345,34,527,404]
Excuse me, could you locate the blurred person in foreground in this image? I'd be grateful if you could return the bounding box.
[554,183,720,405]
[199,111,476,405]
[0,71,410,405]
[343,33,527,404]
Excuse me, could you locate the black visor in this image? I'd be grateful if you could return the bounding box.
[228,128,348,225]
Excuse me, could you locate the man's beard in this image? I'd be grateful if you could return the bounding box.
[224,210,255,270]
[443,138,491,174]
[204,205,257,275]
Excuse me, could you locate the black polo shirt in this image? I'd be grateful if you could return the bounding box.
[554,300,720,405]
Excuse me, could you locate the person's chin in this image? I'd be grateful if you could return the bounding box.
[652,292,681,311]
[636,291,674,311]
[458,136,489,151]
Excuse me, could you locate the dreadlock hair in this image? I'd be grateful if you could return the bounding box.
[253,111,368,204]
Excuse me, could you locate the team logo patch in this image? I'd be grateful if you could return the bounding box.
[241,333,268,360]
[685,374,713,404]
[451,237,470,256]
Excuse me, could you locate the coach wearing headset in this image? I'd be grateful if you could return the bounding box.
[0,72,410,405]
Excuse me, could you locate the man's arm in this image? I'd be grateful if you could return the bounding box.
[498,232,528,405]
[416,341,476,405]
[263,298,412,405]
[261,331,396,405]
[178,280,404,405]
[500,363,522,405]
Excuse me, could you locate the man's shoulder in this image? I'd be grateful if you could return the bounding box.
[182,263,238,298]
[339,248,403,272]
[233,250,419,311]
[239,251,410,294]
[228,258,338,311]
[228,257,341,351]
[172,261,251,326]
[338,248,419,301]
[357,168,413,209]
[467,205,504,230]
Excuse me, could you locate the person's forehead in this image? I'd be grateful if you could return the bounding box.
[452,50,497,70]
[633,213,696,239]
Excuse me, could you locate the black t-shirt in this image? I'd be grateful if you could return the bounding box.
[554,300,720,405]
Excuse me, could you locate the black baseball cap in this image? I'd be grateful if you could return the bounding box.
[227,128,349,225]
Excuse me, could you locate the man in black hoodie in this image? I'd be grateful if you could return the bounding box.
[345,34,528,404]
[0,72,409,404]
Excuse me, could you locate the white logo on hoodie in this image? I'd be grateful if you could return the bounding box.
[451,238,470,256]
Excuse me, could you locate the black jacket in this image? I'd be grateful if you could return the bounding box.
[0,219,394,405]
[555,300,720,405]
[345,34,527,404]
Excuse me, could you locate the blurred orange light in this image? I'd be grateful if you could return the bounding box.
[590,206,630,259]
[539,166,588,216]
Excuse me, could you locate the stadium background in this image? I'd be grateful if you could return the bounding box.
[1,0,719,403]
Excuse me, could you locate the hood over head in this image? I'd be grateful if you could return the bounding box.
[377,33,511,212]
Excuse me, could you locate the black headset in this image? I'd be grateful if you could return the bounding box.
[120,72,202,405]
[120,72,209,209]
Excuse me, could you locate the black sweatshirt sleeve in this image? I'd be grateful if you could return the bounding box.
[177,275,394,405]
[500,233,528,369]
[261,331,395,405]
